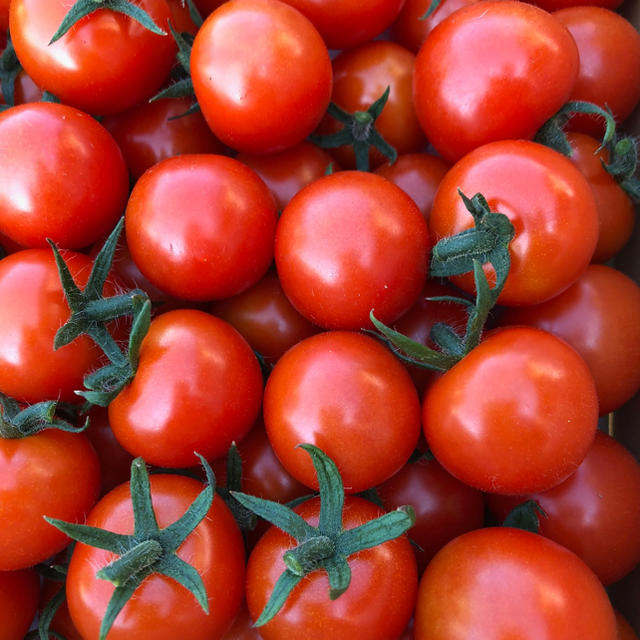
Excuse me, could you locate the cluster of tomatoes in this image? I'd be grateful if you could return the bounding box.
[0,0,640,638]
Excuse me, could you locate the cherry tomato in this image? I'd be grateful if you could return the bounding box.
[221,603,264,640]
[191,0,332,154]
[616,611,640,640]
[414,527,617,640]
[0,568,40,640]
[413,1,579,163]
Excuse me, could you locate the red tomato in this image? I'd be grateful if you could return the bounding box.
[10,0,176,115]
[125,154,277,301]
[0,568,40,640]
[616,611,640,640]
[66,474,246,640]
[0,103,129,249]
[165,0,200,33]
[246,496,417,639]
[221,603,264,640]
[430,140,598,306]
[500,264,640,415]
[191,0,332,154]
[0,0,8,32]
[423,326,599,495]
[264,331,421,494]
[0,429,100,570]
[414,527,617,640]
[276,171,429,330]
[108,309,263,468]
[413,1,579,163]
[526,0,623,11]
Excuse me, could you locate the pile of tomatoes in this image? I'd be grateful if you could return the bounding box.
[0,0,640,638]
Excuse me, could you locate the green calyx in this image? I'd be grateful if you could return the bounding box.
[0,33,22,108]
[231,444,415,626]
[502,500,548,534]
[419,0,441,20]
[602,133,640,202]
[370,190,514,372]
[310,87,397,172]
[49,0,167,45]
[45,455,216,640]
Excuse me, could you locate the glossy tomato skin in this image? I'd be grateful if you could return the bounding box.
[264,331,421,494]
[500,265,640,415]
[108,309,263,468]
[0,430,100,570]
[413,1,579,163]
[488,431,640,586]
[0,103,129,249]
[276,171,429,330]
[246,496,417,640]
[125,155,278,301]
[0,568,40,640]
[423,326,599,495]
[414,527,617,640]
[191,0,332,154]
[430,140,599,306]
[66,474,246,640]
[10,0,176,115]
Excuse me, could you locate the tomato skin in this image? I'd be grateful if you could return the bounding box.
[66,474,246,640]
[264,331,421,494]
[0,103,129,249]
[0,568,40,640]
[615,611,640,640]
[423,326,598,495]
[246,496,417,640]
[0,430,100,571]
[108,309,263,468]
[430,140,598,306]
[413,1,579,163]
[276,171,429,330]
[414,527,617,640]
[500,265,640,415]
[125,154,277,301]
[10,0,176,115]
[191,0,332,154]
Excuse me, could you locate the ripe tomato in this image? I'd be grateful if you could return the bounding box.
[276,171,429,330]
[10,0,176,115]
[423,326,599,495]
[0,102,129,249]
[66,473,246,640]
[414,527,617,640]
[108,309,263,468]
[413,1,579,163]
[616,611,640,640]
[125,154,277,301]
[429,140,598,306]
[0,568,39,640]
[263,331,421,494]
[191,0,332,154]
[246,496,417,639]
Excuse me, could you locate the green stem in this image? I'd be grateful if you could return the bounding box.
[283,536,335,576]
[97,539,163,586]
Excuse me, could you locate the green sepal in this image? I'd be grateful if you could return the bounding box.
[602,134,640,202]
[49,0,167,45]
[503,500,548,534]
[38,585,66,640]
[325,555,351,600]
[0,33,21,108]
[182,0,203,27]
[253,570,303,627]
[429,322,465,357]
[419,0,441,19]
[99,579,141,640]
[154,553,209,612]
[41,91,61,103]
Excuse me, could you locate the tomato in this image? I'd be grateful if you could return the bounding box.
[10,0,176,115]
[66,473,245,640]
[276,171,429,330]
[430,140,598,306]
[220,603,264,640]
[165,0,200,34]
[191,0,332,154]
[413,1,579,163]
[0,102,129,249]
[0,568,39,640]
[125,154,277,301]
[500,264,640,415]
[0,429,100,570]
[264,331,421,494]
[0,249,120,404]
[40,573,83,640]
[616,611,640,640]
[108,309,263,468]
[246,496,417,639]
[414,527,617,640]
[0,0,8,32]
[527,0,623,11]
[423,326,598,495]
[102,97,225,181]
[316,40,426,170]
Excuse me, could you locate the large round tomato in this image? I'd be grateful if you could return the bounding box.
[191,0,332,154]
[66,473,246,640]
[0,103,129,249]
[275,171,429,330]
[414,527,617,640]
[413,1,579,163]
[263,331,421,494]
[246,496,417,639]
[423,326,599,494]
[0,568,39,640]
